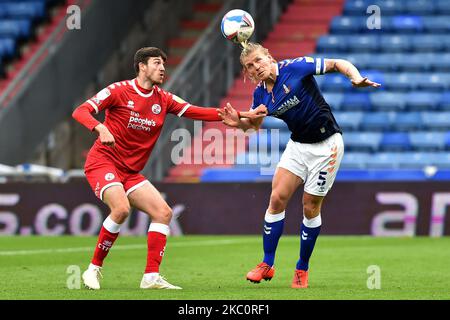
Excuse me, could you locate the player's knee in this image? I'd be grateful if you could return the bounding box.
[303,199,322,219]
[269,192,288,212]
[155,205,172,224]
[110,203,131,223]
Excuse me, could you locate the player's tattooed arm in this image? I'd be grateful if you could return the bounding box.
[324,59,381,88]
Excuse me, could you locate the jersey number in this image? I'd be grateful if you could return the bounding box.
[317,171,328,186]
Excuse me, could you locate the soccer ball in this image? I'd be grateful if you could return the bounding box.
[220,9,255,44]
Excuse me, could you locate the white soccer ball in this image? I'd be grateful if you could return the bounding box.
[220,9,255,44]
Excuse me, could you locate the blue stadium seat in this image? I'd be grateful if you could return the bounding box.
[380,132,411,151]
[261,117,288,130]
[337,169,427,181]
[235,152,258,168]
[344,53,373,70]
[321,73,352,92]
[404,0,435,15]
[392,112,422,131]
[342,132,382,152]
[248,131,291,152]
[391,16,423,33]
[0,19,32,39]
[410,132,447,151]
[2,2,46,19]
[334,111,363,131]
[383,73,418,91]
[370,53,401,71]
[0,20,22,38]
[347,35,379,52]
[330,16,362,34]
[405,92,440,111]
[412,35,445,52]
[344,0,369,16]
[313,75,325,90]
[201,168,267,182]
[340,152,370,169]
[418,74,450,91]
[366,152,403,169]
[278,131,291,150]
[445,132,450,150]
[341,93,371,111]
[395,152,438,169]
[370,53,439,72]
[322,92,344,110]
[359,70,384,88]
[398,53,432,72]
[441,36,450,51]
[436,0,450,14]
[345,0,404,16]
[234,152,280,168]
[374,0,405,15]
[380,35,411,52]
[248,132,269,152]
[370,92,406,111]
[421,112,450,130]
[439,92,450,111]
[423,16,450,33]
[0,38,15,58]
[432,152,450,168]
[430,53,450,72]
[316,36,346,53]
[434,170,450,180]
[360,112,394,131]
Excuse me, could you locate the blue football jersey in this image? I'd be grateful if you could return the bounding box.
[251,57,341,144]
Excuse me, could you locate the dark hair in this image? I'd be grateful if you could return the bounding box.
[134,47,167,75]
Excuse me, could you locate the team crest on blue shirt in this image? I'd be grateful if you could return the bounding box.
[282,84,291,94]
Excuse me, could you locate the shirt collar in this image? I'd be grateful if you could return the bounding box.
[262,62,279,90]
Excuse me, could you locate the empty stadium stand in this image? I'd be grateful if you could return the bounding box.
[166,0,450,182]
[0,0,64,89]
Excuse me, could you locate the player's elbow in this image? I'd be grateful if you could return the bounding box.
[72,107,80,121]
[72,103,89,121]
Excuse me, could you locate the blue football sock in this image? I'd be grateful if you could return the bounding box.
[262,211,285,267]
[297,214,322,271]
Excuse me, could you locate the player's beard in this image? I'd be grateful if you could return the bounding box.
[150,74,164,85]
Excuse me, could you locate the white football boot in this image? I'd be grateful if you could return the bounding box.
[140,274,182,289]
[82,264,103,290]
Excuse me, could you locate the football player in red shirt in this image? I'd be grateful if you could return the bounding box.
[72,47,266,290]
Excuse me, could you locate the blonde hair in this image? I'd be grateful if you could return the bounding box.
[239,42,274,83]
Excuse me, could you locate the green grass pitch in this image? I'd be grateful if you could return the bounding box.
[0,235,449,300]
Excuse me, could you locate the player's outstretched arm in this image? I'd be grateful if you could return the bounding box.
[324,59,381,88]
[218,103,265,131]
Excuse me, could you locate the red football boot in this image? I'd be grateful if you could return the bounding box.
[291,269,308,288]
[246,262,275,283]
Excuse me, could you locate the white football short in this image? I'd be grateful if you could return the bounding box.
[277,133,344,197]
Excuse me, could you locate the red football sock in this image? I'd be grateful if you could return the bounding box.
[91,226,119,267]
[145,231,167,273]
